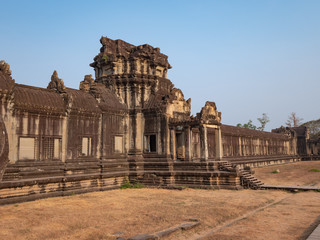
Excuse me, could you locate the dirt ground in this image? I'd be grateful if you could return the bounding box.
[0,161,319,240]
[200,191,320,240]
[0,189,289,240]
[254,161,320,186]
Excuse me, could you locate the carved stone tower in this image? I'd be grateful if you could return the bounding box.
[90,36,173,155]
[90,36,172,109]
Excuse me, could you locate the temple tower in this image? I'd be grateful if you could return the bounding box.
[90,37,173,155]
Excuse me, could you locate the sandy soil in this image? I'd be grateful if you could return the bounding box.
[201,191,320,240]
[254,161,320,186]
[0,161,319,240]
[0,189,288,240]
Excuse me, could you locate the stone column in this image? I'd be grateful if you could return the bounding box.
[124,114,130,154]
[157,115,162,155]
[129,112,143,154]
[61,115,68,162]
[96,115,102,159]
[128,113,135,153]
[166,119,171,157]
[170,129,176,160]
[215,127,223,160]
[185,126,192,161]
[202,126,208,161]
[0,115,9,181]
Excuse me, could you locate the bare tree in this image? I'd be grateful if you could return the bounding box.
[285,112,303,127]
[257,113,270,131]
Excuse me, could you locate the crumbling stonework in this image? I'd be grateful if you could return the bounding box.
[47,70,66,93]
[273,126,320,160]
[0,117,9,181]
[0,61,13,181]
[0,37,316,203]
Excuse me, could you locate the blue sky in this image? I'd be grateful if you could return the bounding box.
[1,0,319,130]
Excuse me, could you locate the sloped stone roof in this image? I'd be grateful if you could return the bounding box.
[64,88,101,115]
[144,91,166,110]
[90,84,127,112]
[14,84,65,113]
[221,124,289,139]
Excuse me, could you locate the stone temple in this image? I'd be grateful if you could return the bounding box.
[0,37,319,204]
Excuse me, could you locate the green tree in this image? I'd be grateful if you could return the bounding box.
[237,120,257,130]
[257,113,270,131]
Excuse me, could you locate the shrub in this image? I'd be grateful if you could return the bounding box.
[102,55,108,63]
[309,168,320,172]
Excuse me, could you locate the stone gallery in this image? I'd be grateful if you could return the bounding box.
[0,37,318,204]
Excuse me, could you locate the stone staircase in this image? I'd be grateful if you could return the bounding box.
[217,161,234,172]
[218,161,264,189]
[239,168,264,189]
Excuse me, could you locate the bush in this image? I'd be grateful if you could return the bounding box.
[309,168,320,172]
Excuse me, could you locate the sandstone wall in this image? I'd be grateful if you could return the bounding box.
[221,124,299,167]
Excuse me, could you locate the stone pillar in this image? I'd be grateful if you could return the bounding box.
[96,115,102,159]
[61,115,68,162]
[185,126,192,161]
[215,127,223,160]
[202,126,208,161]
[129,112,143,154]
[129,113,135,153]
[157,115,162,155]
[124,114,130,154]
[4,107,18,163]
[0,115,9,181]
[170,129,176,160]
[166,119,171,157]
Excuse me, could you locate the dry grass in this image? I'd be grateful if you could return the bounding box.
[254,161,320,186]
[0,161,319,240]
[202,191,320,240]
[0,189,287,240]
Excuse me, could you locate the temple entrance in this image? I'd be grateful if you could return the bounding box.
[176,132,185,160]
[207,129,216,160]
[145,134,157,153]
[192,130,200,160]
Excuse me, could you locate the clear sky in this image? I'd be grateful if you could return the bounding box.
[1,0,319,131]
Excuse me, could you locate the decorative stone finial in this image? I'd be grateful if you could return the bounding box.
[47,70,66,93]
[199,101,221,123]
[0,60,12,77]
[79,74,95,92]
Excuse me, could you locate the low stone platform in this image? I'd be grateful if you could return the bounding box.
[262,185,320,191]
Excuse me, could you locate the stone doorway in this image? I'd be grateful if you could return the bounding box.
[176,132,185,160]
